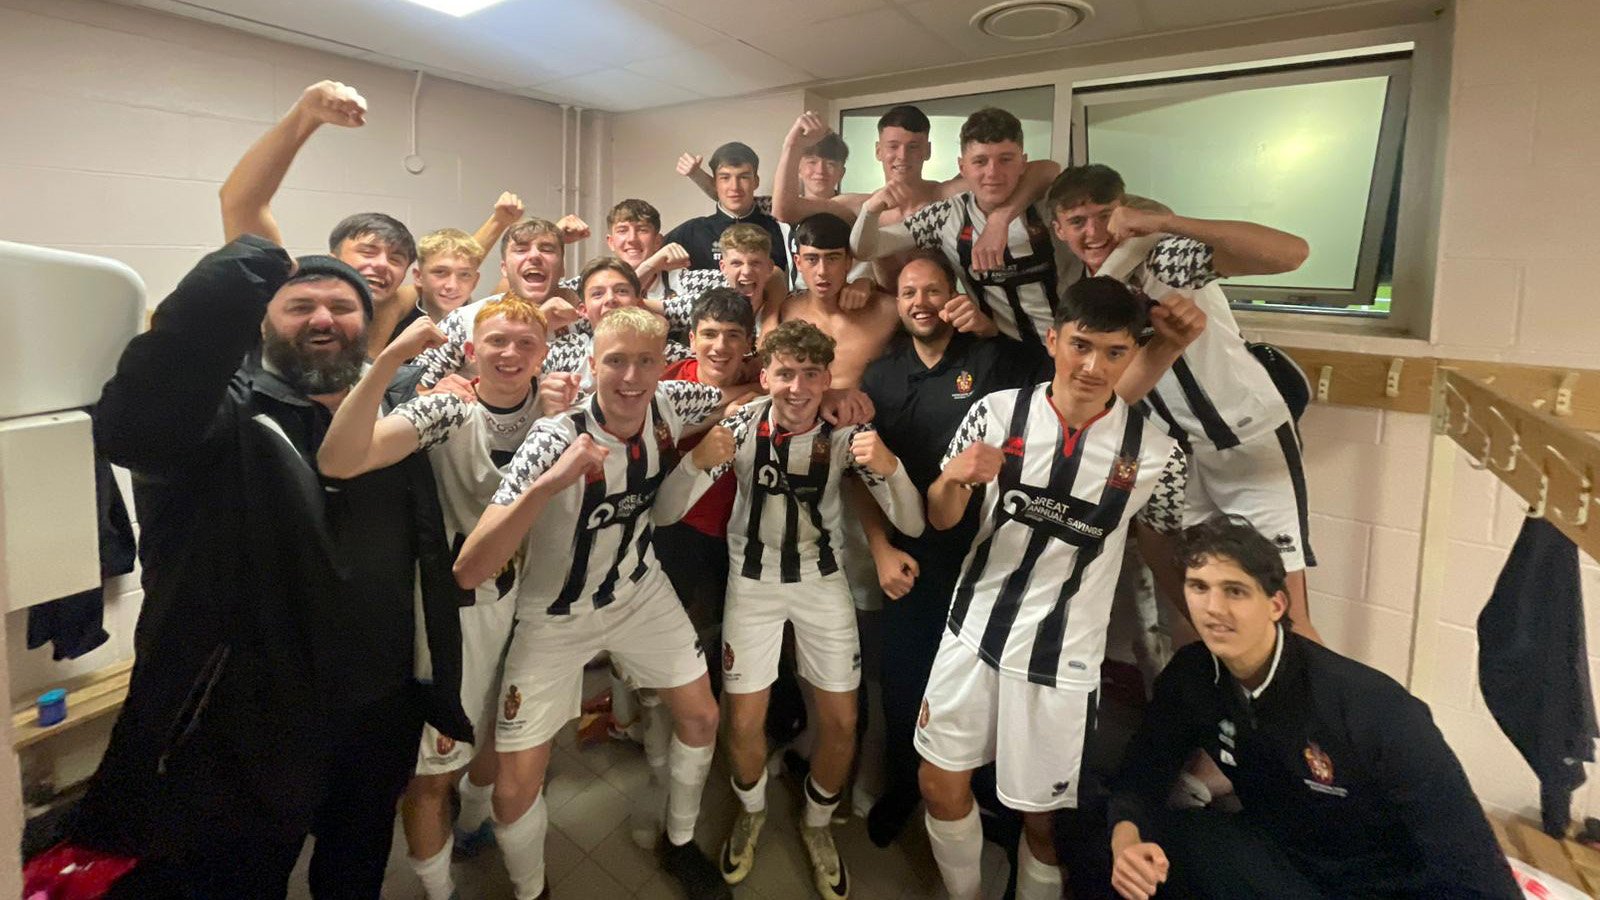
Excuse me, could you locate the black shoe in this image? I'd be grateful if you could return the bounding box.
[866,787,920,848]
[661,837,733,899]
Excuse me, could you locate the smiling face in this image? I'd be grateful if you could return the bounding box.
[414,252,480,317]
[957,139,1027,212]
[896,257,956,342]
[466,314,547,397]
[760,351,832,433]
[719,248,775,300]
[335,233,410,305]
[715,163,759,216]
[1184,553,1287,670]
[692,318,751,388]
[1044,322,1136,407]
[798,151,844,199]
[606,219,662,269]
[262,276,367,395]
[1052,197,1120,274]
[590,326,666,429]
[875,126,931,184]
[501,230,563,302]
[582,269,642,328]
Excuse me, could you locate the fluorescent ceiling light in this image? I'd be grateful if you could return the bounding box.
[398,0,510,16]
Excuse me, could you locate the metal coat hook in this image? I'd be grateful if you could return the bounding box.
[1485,406,1520,472]
[1544,445,1592,527]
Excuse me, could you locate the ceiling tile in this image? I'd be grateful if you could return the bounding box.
[1135,0,1371,32]
[626,38,815,96]
[535,66,704,110]
[744,6,967,80]
[648,0,890,41]
[899,0,1148,58]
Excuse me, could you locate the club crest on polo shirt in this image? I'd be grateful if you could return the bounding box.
[1302,741,1349,797]
[654,419,672,449]
[1109,455,1139,491]
[953,370,974,399]
[503,684,523,721]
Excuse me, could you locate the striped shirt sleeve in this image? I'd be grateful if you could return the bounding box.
[1134,443,1188,535]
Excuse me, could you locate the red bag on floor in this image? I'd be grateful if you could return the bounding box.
[23,843,138,899]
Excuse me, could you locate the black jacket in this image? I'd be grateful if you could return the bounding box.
[72,236,471,856]
[1109,629,1520,899]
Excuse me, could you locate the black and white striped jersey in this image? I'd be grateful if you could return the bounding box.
[942,384,1186,689]
[392,390,539,605]
[903,193,1078,346]
[656,398,925,584]
[489,380,723,617]
[1117,237,1292,451]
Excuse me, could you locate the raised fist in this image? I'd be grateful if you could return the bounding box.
[691,425,736,471]
[537,371,583,416]
[556,214,590,244]
[1149,291,1206,349]
[675,153,704,178]
[938,294,995,336]
[648,242,692,273]
[494,191,525,224]
[850,429,898,477]
[295,80,367,128]
[969,226,1008,274]
[946,442,1004,486]
[1107,205,1172,242]
[540,295,583,333]
[866,180,918,215]
[838,277,873,311]
[787,111,829,150]
[547,433,609,487]
[386,315,447,362]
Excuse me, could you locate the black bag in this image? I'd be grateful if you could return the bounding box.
[1247,342,1311,422]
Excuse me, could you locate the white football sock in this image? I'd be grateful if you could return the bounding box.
[493,793,548,900]
[925,805,983,900]
[458,769,494,832]
[731,768,768,814]
[802,775,842,829]
[1017,832,1064,900]
[666,735,715,846]
[409,838,454,900]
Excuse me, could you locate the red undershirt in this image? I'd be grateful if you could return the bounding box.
[665,358,737,538]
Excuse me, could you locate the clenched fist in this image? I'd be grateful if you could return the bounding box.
[556,214,590,244]
[939,294,995,336]
[850,430,898,477]
[944,442,1004,486]
[494,191,525,224]
[384,315,447,362]
[864,180,919,215]
[537,371,583,416]
[969,226,1008,274]
[1149,291,1206,349]
[875,547,919,600]
[294,80,367,128]
[691,425,736,472]
[838,277,874,312]
[786,111,829,150]
[546,433,609,487]
[1107,205,1172,242]
[646,242,692,274]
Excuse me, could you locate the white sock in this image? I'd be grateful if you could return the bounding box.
[458,770,494,832]
[926,805,983,900]
[732,769,768,814]
[1017,833,1064,900]
[493,793,548,900]
[666,735,715,846]
[642,694,672,774]
[802,775,842,829]
[611,670,639,737]
[409,838,455,900]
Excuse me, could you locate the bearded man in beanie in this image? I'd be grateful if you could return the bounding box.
[71,232,473,899]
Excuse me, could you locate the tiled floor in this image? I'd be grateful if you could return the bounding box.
[286,666,1014,900]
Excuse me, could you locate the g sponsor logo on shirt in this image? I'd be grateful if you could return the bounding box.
[757,464,781,489]
[585,491,656,530]
[587,502,616,530]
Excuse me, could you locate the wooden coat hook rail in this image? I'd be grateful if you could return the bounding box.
[1435,369,1599,559]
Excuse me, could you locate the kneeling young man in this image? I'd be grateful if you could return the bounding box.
[453,307,733,900]
[656,321,925,899]
[918,278,1196,900]
[1108,518,1520,899]
[316,300,550,900]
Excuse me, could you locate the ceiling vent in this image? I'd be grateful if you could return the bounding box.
[969,0,1094,40]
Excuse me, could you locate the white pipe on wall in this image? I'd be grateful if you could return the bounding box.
[559,104,571,271]
[574,106,585,262]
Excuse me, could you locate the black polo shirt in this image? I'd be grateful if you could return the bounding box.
[666,205,788,272]
[861,331,1050,564]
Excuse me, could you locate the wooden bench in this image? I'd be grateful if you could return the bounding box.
[1490,810,1600,895]
[10,659,132,752]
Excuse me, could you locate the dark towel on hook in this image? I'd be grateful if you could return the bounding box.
[26,447,136,660]
[1477,516,1599,835]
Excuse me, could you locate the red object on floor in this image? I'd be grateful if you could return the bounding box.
[23,843,139,899]
[580,688,613,715]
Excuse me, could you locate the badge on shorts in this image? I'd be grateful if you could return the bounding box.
[1109,455,1139,491]
[1274,533,1297,553]
[436,734,456,756]
[723,641,736,673]
[954,370,974,397]
[1051,780,1071,797]
[918,699,930,729]
[503,684,523,721]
